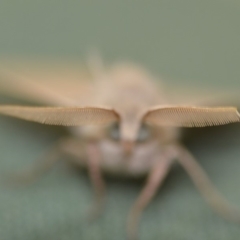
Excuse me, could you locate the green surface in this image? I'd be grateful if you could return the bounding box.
[0,1,240,240]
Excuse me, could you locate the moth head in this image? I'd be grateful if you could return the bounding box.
[107,110,161,154]
[108,121,153,142]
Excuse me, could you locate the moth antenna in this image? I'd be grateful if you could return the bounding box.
[143,105,240,127]
[0,105,120,126]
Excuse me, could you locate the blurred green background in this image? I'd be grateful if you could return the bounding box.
[0,1,240,240]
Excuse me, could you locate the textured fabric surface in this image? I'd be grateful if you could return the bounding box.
[0,1,240,240]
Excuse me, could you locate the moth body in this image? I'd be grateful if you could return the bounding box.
[0,59,240,240]
[66,64,179,178]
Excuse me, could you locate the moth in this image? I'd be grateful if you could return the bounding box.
[0,59,240,240]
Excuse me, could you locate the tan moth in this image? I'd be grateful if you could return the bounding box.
[0,59,240,240]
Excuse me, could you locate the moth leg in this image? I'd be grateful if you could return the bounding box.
[175,143,240,223]
[86,142,106,222]
[7,138,68,186]
[127,155,173,240]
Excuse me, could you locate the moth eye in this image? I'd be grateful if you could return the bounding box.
[137,124,151,142]
[108,122,120,141]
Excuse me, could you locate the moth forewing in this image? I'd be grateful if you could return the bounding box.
[0,60,240,240]
[0,60,94,106]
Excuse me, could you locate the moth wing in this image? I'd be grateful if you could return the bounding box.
[164,81,240,106]
[0,59,94,106]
